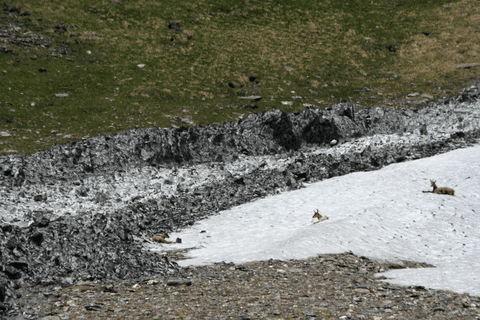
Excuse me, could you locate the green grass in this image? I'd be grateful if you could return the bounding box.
[1,0,480,155]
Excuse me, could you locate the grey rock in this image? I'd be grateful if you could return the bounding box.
[238,96,262,101]
[285,66,294,72]
[0,284,5,303]
[420,124,428,135]
[33,194,46,202]
[455,63,480,69]
[420,93,434,100]
[55,93,69,97]
[465,85,479,93]
[75,186,89,197]
[304,310,317,317]
[85,304,102,311]
[166,279,192,286]
[1,132,11,137]
[94,192,108,204]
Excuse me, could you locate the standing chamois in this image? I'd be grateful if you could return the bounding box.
[423,180,455,196]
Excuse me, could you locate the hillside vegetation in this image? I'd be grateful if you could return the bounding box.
[1,0,479,155]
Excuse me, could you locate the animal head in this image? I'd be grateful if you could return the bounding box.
[430,180,437,189]
[160,232,170,239]
[312,209,321,220]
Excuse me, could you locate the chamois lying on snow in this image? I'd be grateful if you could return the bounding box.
[313,209,329,224]
[423,180,455,196]
[152,232,174,244]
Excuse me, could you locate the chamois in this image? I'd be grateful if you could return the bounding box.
[312,209,329,224]
[422,180,455,196]
[152,232,174,244]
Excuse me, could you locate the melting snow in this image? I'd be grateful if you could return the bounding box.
[153,144,480,296]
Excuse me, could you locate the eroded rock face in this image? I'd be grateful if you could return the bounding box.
[0,101,467,188]
[1,93,480,314]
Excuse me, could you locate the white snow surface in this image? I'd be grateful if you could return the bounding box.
[152,145,480,296]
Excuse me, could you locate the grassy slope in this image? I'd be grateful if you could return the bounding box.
[1,0,479,155]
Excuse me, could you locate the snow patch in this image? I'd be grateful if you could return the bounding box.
[152,145,480,296]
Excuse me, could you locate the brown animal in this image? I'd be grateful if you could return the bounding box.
[152,232,174,244]
[422,180,455,196]
[312,209,329,224]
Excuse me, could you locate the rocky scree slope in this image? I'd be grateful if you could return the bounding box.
[0,86,480,314]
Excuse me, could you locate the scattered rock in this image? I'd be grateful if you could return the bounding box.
[0,285,5,303]
[75,186,89,197]
[0,132,10,137]
[238,95,261,101]
[433,306,445,312]
[94,192,108,204]
[285,66,294,72]
[166,279,192,286]
[168,21,182,32]
[387,44,397,52]
[420,93,434,100]
[33,194,46,202]
[455,63,480,69]
[228,82,243,88]
[85,304,102,311]
[55,93,69,97]
[19,253,480,319]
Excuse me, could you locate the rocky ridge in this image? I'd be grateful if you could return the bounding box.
[1,86,480,315]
